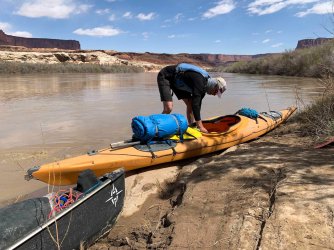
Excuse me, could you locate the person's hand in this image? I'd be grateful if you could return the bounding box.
[198,126,208,133]
[196,120,208,133]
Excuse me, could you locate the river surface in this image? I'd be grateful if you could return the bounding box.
[0,72,324,204]
[0,72,322,151]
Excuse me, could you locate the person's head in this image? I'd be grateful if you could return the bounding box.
[206,77,227,97]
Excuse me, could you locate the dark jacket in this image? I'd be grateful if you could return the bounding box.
[158,65,207,121]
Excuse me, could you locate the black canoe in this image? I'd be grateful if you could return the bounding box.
[0,168,125,250]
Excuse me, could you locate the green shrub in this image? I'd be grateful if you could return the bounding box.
[293,93,334,139]
[219,41,334,78]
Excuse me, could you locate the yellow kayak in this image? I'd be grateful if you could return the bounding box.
[26,107,296,185]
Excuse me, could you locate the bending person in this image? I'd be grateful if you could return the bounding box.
[157,63,227,133]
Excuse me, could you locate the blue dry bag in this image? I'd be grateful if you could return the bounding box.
[236,108,259,119]
[131,114,188,143]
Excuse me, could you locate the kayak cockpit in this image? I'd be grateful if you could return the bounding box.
[203,115,241,134]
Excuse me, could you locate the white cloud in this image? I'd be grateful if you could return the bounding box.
[272,42,283,47]
[136,12,155,21]
[262,38,271,43]
[74,4,91,14]
[0,22,32,37]
[167,34,188,39]
[96,8,110,15]
[202,0,235,19]
[174,13,183,23]
[16,0,91,19]
[215,40,222,43]
[0,22,12,31]
[165,13,183,24]
[73,26,122,37]
[265,29,273,33]
[123,12,133,19]
[8,31,33,38]
[248,0,319,15]
[109,14,116,21]
[295,1,332,17]
[248,0,287,16]
[142,32,149,40]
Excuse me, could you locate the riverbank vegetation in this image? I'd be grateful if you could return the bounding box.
[293,73,334,140]
[218,41,334,78]
[215,39,334,139]
[0,62,144,74]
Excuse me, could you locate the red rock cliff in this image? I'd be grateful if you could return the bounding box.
[0,30,80,50]
[296,38,333,49]
[107,51,258,67]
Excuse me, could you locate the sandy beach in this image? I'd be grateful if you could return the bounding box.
[88,122,334,249]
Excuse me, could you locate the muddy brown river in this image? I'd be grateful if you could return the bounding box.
[0,72,323,204]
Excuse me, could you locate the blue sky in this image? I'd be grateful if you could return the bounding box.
[0,0,333,54]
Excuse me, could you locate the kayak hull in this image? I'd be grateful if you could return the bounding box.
[28,107,296,185]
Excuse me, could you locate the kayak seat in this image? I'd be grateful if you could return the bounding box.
[203,115,241,133]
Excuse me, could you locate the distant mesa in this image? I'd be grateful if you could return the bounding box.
[0,30,80,50]
[108,51,262,67]
[296,38,333,49]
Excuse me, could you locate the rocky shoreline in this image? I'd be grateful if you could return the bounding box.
[0,47,245,72]
[0,48,163,72]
